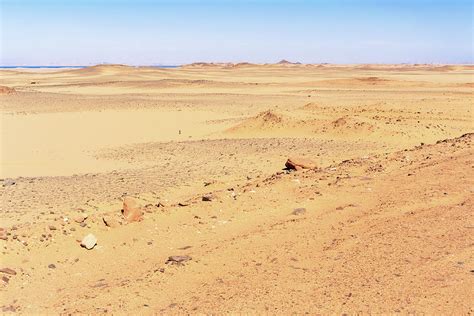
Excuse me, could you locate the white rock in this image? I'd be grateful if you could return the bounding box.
[81,233,97,250]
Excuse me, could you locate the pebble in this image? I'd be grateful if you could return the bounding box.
[292,208,306,215]
[48,264,56,269]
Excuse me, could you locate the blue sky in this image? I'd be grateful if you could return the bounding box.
[1,0,472,65]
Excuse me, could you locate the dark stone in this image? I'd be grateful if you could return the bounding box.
[202,195,213,202]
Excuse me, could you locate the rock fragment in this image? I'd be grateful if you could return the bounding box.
[166,255,192,265]
[285,157,317,171]
[80,233,97,250]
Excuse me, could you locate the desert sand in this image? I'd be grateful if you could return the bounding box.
[0,63,473,313]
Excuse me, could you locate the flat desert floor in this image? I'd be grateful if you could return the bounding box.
[0,63,473,313]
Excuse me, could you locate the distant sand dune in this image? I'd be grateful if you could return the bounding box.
[225,107,377,137]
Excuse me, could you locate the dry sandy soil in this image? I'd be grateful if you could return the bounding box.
[0,63,473,313]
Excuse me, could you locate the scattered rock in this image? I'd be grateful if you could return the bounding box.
[178,202,189,207]
[1,276,9,283]
[80,233,97,250]
[122,196,144,222]
[49,225,57,231]
[285,157,317,171]
[102,216,119,228]
[166,255,192,265]
[0,268,16,275]
[292,208,306,215]
[48,264,56,269]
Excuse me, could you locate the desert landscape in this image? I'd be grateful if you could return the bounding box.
[0,62,473,313]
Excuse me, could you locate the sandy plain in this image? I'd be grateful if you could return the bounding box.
[0,63,473,313]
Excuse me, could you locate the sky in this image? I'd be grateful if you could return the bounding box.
[1,0,472,65]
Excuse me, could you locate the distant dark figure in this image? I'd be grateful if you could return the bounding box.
[179,130,181,135]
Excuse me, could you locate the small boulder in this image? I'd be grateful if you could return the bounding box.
[80,233,97,250]
[122,196,144,223]
[285,157,317,171]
